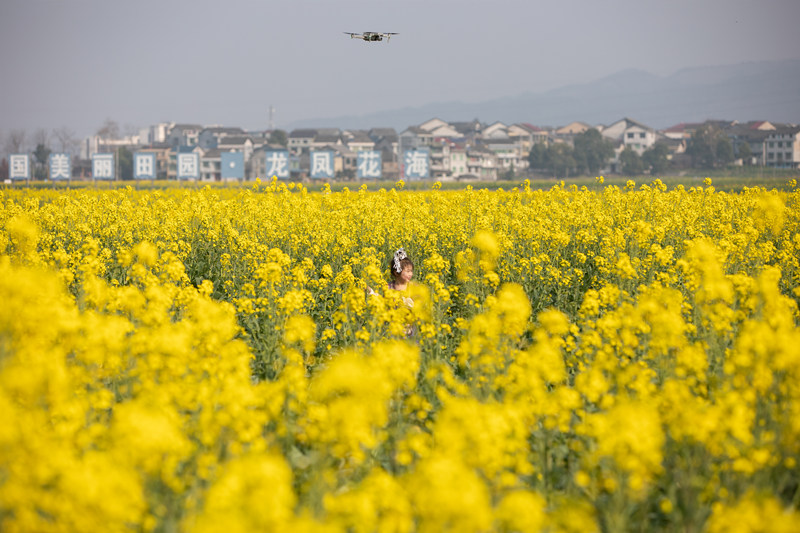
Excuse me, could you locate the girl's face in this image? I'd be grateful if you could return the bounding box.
[400,264,414,283]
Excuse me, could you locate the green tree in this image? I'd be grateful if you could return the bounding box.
[268,129,288,147]
[737,142,752,163]
[716,138,734,166]
[545,143,576,178]
[527,142,548,170]
[573,128,614,175]
[687,125,715,168]
[33,143,51,180]
[642,142,670,175]
[687,123,734,169]
[118,147,133,180]
[619,147,643,176]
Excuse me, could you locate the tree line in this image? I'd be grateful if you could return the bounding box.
[1,126,82,181]
[527,124,740,178]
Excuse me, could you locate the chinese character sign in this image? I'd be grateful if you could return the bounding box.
[357,150,382,179]
[265,150,290,179]
[403,149,430,180]
[92,153,115,180]
[9,154,30,181]
[221,152,244,180]
[49,153,71,180]
[177,153,199,180]
[134,153,156,180]
[310,150,334,179]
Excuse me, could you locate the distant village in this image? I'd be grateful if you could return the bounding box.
[11,116,800,182]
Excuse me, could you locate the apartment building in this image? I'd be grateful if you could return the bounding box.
[765,127,800,168]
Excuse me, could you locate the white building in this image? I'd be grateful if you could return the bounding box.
[449,146,468,178]
[200,148,221,181]
[466,147,498,180]
[508,123,549,151]
[343,130,376,152]
[480,137,528,172]
[288,129,319,155]
[198,126,246,150]
[81,134,141,159]
[418,118,460,138]
[167,124,203,148]
[143,122,172,144]
[602,118,657,155]
[218,136,254,163]
[482,121,509,139]
[765,127,800,168]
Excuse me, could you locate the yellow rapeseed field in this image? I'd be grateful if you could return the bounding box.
[1,177,799,532]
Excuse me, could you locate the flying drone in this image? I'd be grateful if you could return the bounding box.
[344,31,398,42]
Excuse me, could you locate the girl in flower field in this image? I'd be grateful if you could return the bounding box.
[367,248,416,336]
[387,247,414,303]
[386,247,415,337]
[367,248,415,300]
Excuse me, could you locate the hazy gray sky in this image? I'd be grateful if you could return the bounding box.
[1,0,799,138]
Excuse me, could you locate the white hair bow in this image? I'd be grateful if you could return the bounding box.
[393,248,408,273]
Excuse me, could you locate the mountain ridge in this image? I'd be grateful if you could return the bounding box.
[285,58,800,132]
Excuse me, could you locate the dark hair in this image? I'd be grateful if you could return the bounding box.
[390,257,414,279]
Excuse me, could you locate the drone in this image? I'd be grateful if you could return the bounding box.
[344,32,398,43]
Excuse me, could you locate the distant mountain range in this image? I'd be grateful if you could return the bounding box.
[286,58,800,132]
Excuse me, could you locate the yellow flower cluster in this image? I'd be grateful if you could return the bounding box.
[1,180,799,532]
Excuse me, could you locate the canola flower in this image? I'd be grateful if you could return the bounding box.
[0,179,799,532]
